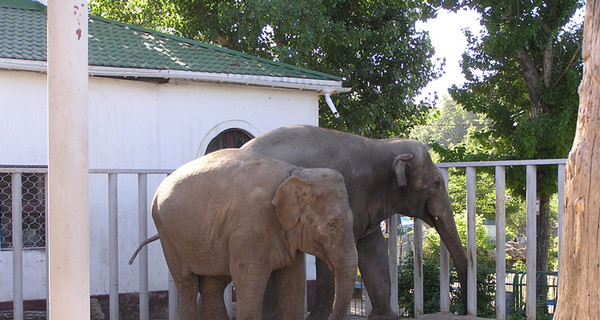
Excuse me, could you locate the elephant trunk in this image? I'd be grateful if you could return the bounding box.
[329,245,359,320]
[434,213,469,314]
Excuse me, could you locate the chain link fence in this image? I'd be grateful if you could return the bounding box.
[0,172,46,250]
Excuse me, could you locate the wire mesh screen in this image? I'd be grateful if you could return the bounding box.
[0,172,46,250]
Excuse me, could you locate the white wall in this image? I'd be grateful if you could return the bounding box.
[0,69,319,301]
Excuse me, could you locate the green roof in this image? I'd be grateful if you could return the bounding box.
[0,0,342,84]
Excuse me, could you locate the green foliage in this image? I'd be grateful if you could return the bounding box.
[397,252,496,317]
[397,253,444,317]
[89,0,182,33]
[410,96,489,149]
[444,0,583,195]
[444,168,525,230]
[89,0,444,138]
[399,207,497,317]
[423,211,495,265]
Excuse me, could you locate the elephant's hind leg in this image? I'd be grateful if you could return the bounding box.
[174,273,200,320]
[198,275,232,320]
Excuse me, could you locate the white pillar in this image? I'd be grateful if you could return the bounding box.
[46,1,90,319]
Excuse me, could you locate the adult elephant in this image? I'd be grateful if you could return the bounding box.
[242,125,467,320]
[146,149,358,320]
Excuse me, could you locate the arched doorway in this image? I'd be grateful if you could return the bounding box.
[205,128,253,154]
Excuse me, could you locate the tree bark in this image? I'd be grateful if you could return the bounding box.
[516,48,545,118]
[554,0,600,317]
[536,193,551,314]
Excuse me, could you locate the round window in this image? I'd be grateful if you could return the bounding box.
[205,129,253,154]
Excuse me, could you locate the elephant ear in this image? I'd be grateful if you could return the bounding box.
[393,153,413,187]
[272,175,313,231]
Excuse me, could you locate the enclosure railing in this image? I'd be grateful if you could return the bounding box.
[397,159,566,320]
[1,159,567,320]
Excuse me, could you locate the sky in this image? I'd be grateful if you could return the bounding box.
[416,9,483,102]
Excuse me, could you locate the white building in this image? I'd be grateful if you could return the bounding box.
[0,0,347,316]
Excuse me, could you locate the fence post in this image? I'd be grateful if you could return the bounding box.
[413,219,424,317]
[466,167,477,315]
[495,166,506,320]
[389,214,399,315]
[440,168,450,312]
[138,174,149,320]
[557,164,565,278]
[12,173,23,320]
[169,272,178,320]
[108,173,119,320]
[526,165,537,320]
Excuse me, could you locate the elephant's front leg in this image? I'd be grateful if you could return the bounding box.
[305,259,335,320]
[357,230,398,320]
[229,236,272,320]
[231,263,271,320]
[262,253,306,320]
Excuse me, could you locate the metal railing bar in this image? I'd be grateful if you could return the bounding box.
[90,169,173,174]
[526,165,537,320]
[388,214,399,314]
[0,165,47,169]
[168,271,178,320]
[0,168,48,173]
[138,174,149,320]
[437,159,567,168]
[413,218,424,318]
[557,165,565,279]
[466,166,477,315]
[439,168,450,313]
[495,166,507,320]
[12,173,24,320]
[108,173,119,320]
[0,168,174,174]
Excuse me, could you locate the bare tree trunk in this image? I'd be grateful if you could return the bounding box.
[554,1,600,317]
[536,193,551,314]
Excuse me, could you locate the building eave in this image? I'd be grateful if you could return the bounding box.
[0,58,351,94]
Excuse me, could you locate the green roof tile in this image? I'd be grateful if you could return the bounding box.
[0,0,341,82]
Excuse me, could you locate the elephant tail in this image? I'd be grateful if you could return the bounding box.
[128,234,160,265]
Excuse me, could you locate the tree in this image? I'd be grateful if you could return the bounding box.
[440,0,583,310]
[89,0,443,138]
[411,97,528,266]
[410,95,489,149]
[555,0,600,317]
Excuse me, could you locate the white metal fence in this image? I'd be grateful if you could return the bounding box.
[400,159,565,320]
[1,159,566,320]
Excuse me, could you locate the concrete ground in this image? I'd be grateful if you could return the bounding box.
[347,312,492,320]
[415,313,492,320]
[348,312,489,320]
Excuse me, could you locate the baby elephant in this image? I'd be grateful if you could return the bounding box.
[150,149,357,320]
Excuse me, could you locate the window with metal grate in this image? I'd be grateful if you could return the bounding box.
[0,172,46,250]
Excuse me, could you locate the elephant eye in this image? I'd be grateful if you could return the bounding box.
[325,220,339,231]
[433,179,441,189]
